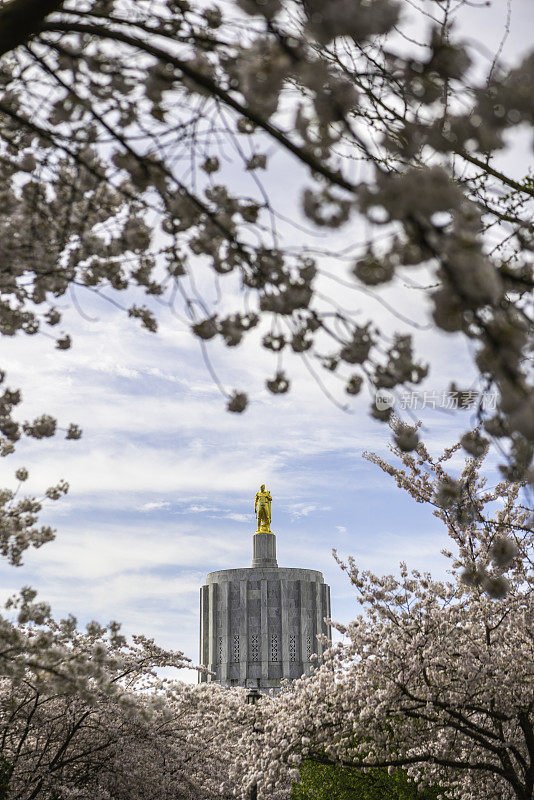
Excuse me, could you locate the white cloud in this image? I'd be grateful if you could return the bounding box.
[223,513,249,523]
[138,500,171,512]
[287,503,332,520]
[23,522,244,581]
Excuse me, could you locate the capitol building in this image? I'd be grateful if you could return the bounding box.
[198,485,332,691]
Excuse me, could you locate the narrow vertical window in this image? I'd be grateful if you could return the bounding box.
[250,633,260,661]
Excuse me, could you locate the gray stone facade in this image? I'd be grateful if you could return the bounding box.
[199,532,331,690]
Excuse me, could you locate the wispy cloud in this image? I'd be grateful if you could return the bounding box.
[223,512,249,523]
[287,503,332,520]
[138,500,171,512]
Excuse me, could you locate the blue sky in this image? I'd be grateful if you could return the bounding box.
[0,0,531,681]
[0,293,491,679]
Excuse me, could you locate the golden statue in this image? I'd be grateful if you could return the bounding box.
[254,484,272,533]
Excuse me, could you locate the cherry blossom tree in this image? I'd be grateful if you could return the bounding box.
[240,440,533,800]
[0,0,530,476]
[366,425,533,598]
[0,474,257,800]
[0,617,246,799]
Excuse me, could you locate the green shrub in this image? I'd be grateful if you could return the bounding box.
[292,760,444,800]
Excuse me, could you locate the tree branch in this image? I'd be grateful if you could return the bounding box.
[38,19,357,194]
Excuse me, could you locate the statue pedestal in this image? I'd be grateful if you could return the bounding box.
[251,532,277,567]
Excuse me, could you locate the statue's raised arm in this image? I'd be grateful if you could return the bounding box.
[255,484,272,533]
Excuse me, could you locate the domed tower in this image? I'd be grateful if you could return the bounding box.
[198,485,331,691]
